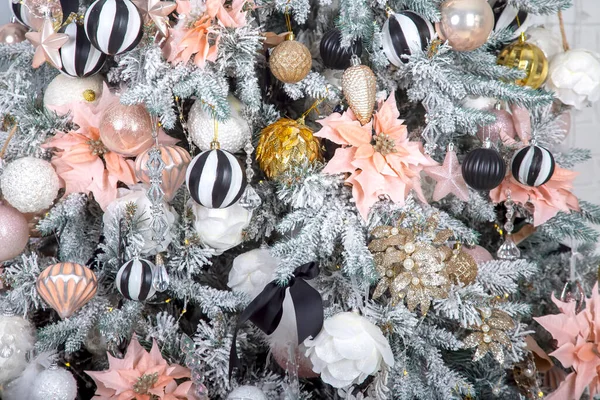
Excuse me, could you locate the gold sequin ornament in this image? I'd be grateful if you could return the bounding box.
[497,34,548,89]
[446,243,478,285]
[464,308,515,364]
[256,118,322,179]
[269,33,312,84]
[342,55,376,125]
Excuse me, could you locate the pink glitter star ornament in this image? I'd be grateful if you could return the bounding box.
[425,145,469,202]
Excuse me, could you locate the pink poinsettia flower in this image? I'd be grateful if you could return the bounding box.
[489,165,580,226]
[315,92,437,219]
[85,337,201,400]
[535,283,600,400]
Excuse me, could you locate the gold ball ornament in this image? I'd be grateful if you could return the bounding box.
[446,246,478,285]
[498,37,548,89]
[342,56,377,125]
[269,34,312,84]
[256,118,322,179]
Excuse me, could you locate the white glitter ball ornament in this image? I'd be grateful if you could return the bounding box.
[188,95,250,153]
[304,311,394,388]
[228,248,278,299]
[0,157,60,213]
[227,385,268,400]
[547,49,600,109]
[0,314,35,385]
[43,74,104,111]
[30,367,77,400]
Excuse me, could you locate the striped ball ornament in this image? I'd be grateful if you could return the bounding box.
[489,0,529,39]
[84,0,143,55]
[59,21,106,77]
[186,148,247,209]
[10,1,38,29]
[382,11,435,67]
[116,258,156,301]
[511,145,555,187]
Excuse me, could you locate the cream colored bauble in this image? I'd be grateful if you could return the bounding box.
[103,186,178,256]
[526,27,563,61]
[43,74,104,111]
[0,314,35,385]
[188,95,250,153]
[228,248,278,299]
[189,201,252,255]
[30,367,77,400]
[547,49,600,109]
[304,311,394,388]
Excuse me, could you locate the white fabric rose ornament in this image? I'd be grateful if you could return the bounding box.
[304,312,394,388]
[547,49,600,109]
[228,248,278,299]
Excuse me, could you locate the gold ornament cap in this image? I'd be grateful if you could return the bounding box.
[342,55,376,125]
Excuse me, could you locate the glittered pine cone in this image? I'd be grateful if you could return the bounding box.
[269,35,312,84]
[342,57,376,125]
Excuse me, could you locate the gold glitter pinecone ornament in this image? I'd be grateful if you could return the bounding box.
[464,308,515,364]
[446,243,478,285]
[256,118,322,179]
[269,34,312,84]
[342,55,376,125]
[497,35,548,89]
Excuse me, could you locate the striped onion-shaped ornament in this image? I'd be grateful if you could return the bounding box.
[382,11,435,67]
[186,148,247,209]
[116,258,156,301]
[511,144,555,187]
[59,21,106,77]
[84,0,143,55]
[135,144,191,202]
[36,262,98,319]
[489,0,529,39]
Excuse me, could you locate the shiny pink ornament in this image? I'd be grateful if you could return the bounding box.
[0,23,28,45]
[99,103,154,157]
[0,202,30,262]
[463,245,493,265]
[272,344,318,378]
[477,109,516,143]
[134,144,191,201]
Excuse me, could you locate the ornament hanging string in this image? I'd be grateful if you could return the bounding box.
[298,98,325,124]
[557,11,570,51]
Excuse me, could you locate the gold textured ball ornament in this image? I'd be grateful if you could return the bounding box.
[269,34,312,84]
[256,118,322,179]
[497,37,548,89]
[342,56,377,125]
[446,245,479,285]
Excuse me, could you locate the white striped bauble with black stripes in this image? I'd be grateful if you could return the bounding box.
[84,0,143,55]
[116,258,156,301]
[511,145,555,187]
[186,148,247,209]
[10,0,37,29]
[489,0,529,39]
[59,22,106,77]
[382,11,435,67]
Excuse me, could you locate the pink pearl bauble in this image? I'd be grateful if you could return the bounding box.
[463,245,493,264]
[99,103,154,157]
[272,344,319,378]
[0,23,28,45]
[477,109,516,143]
[438,0,494,52]
[0,202,29,262]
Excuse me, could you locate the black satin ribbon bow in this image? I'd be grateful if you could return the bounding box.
[229,262,324,378]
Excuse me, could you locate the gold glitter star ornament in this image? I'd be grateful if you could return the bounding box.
[464,308,515,364]
[25,19,69,69]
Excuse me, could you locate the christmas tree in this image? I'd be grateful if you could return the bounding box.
[1,0,599,398]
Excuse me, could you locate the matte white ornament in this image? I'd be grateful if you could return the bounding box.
[0,314,35,385]
[30,367,77,400]
[461,95,497,111]
[189,201,252,255]
[0,157,60,213]
[228,248,278,300]
[304,311,394,388]
[188,95,250,153]
[525,27,563,61]
[43,74,104,111]
[546,49,600,109]
[227,385,268,400]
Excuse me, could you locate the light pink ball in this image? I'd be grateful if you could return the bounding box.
[463,245,493,264]
[272,344,319,378]
[0,202,29,262]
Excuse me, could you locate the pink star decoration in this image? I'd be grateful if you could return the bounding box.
[133,0,177,37]
[25,19,69,69]
[424,147,469,202]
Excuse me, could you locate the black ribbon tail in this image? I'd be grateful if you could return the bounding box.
[289,278,324,343]
[59,0,80,23]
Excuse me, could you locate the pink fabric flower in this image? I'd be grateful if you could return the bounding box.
[489,165,580,226]
[535,283,600,400]
[315,92,436,219]
[85,337,200,400]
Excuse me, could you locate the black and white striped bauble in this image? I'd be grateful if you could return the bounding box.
[186,148,247,209]
[84,0,143,56]
[10,0,36,29]
[489,0,529,39]
[116,258,156,301]
[59,22,106,77]
[511,145,555,187]
[382,11,435,67]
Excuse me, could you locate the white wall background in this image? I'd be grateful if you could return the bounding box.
[0,0,598,202]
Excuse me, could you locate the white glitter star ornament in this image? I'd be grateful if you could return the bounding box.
[425,143,469,202]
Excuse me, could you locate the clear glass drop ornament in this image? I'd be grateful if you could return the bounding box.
[497,191,521,260]
[152,253,170,292]
[239,138,261,211]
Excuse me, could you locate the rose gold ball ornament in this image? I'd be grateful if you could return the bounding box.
[0,23,28,44]
[99,103,154,157]
[476,106,516,143]
[272,344,318,378]
[269,33,312,84]
[36,262,98,319]
[0,202,29,262]
[135,144,192,201]
[438,0,494,51]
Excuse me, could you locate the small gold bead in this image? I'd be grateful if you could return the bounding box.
[82,89,96,102]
